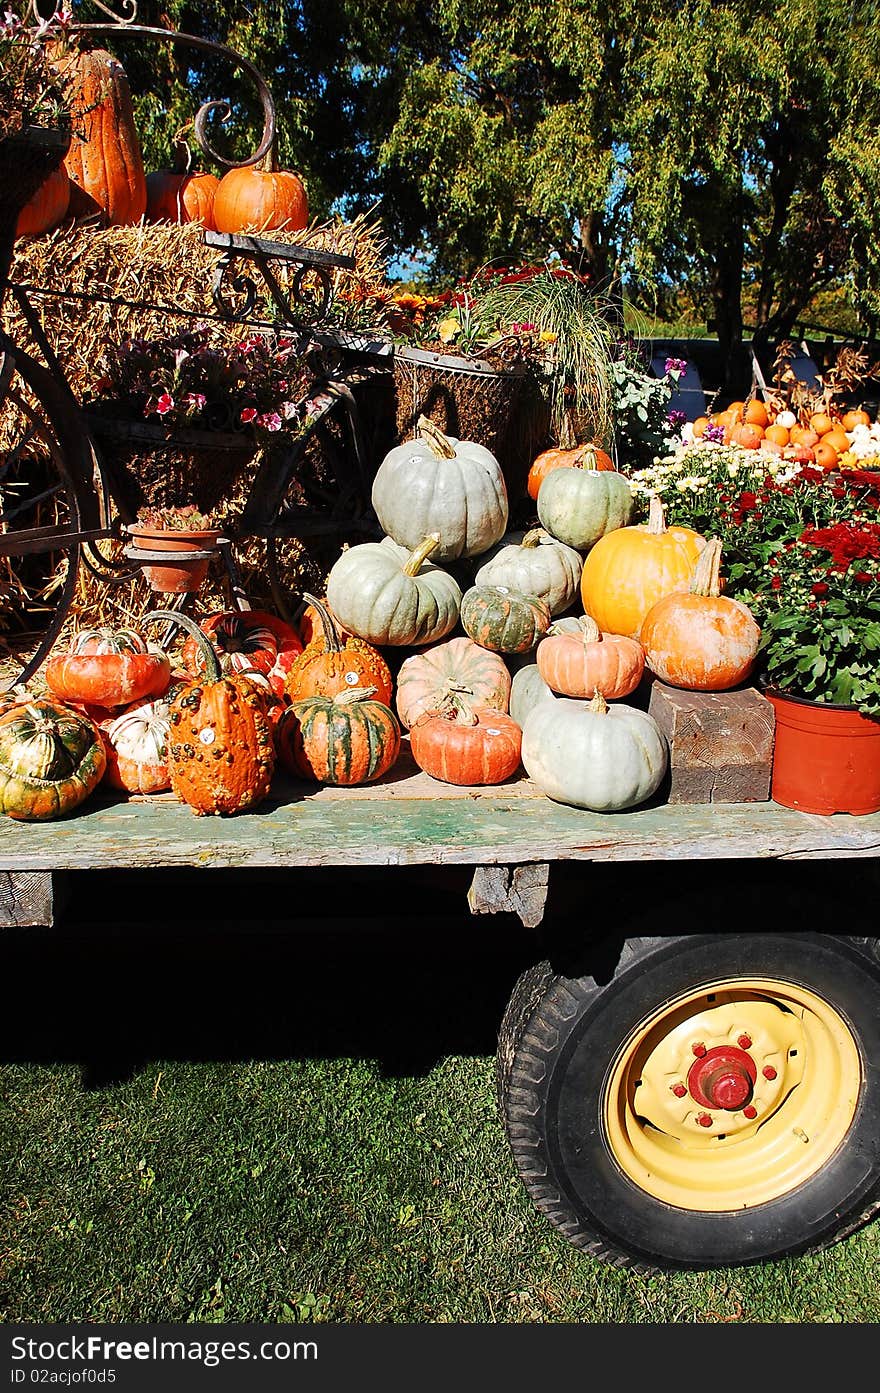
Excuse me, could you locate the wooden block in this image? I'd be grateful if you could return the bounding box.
[647,683,775,804]
[0,870,56,927]
[467,863,550,928]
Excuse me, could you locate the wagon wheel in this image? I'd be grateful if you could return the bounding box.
[498,929,880,1272]
[0,343,94,684]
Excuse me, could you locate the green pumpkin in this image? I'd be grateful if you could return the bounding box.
[474,527,583,616]
[0,696,106,820]
[370,416,508,561]
[326,533,462,647]
[460,585,551,654]
[509,663,557,727]
[536,466,633,552]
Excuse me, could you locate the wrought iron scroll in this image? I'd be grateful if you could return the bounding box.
[204,232,353,344]
[29,3,277,170]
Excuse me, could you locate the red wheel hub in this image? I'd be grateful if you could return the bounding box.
[687,1045,757,1111]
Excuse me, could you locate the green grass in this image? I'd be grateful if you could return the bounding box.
[1,866,879,1325]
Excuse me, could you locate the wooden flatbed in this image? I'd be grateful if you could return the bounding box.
[1,742,879,928]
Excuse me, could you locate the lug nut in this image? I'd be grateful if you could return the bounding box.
[671,1083,687,1098]
[743,1105,758,1119]
[692,1042,707,1058]
[762,1065,777,1080]
[737,1033,752,1050]
[697,1112,713,1128]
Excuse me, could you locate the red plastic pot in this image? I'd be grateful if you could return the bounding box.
[766,687,880,816]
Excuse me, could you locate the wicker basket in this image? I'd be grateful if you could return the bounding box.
[84,412,260,518]
[392,345,542,510]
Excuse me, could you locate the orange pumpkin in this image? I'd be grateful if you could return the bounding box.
[285,594,392,705]
[640,538,761,691]
[527,442,615,501]
[813,439,840,471]
[842,409,871,431]
[535,615,644,700]
[409,698,522,786]
[57,47,147,226]
[822,428,851,456]
[146,168,219,229]
[580,494,705,639]
[15,165,70,238]
[212,160,308,235]
[809,412,836,437]
[743,398,770,428]
[764,423,790,447]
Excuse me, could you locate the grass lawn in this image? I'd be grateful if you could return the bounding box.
[1,865,878,1325]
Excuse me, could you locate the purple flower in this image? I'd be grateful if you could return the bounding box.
[704,422,726,443]
[667,409,687,429]
[665,356,688,379]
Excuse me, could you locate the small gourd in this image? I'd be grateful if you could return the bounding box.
[99,691,176,795]
[181,607,303,697]
[521,689,668,811]
[0,694,106,820]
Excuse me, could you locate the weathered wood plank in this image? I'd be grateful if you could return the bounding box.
[0,870,54,926]
[468,863,550,928]
[0,789,878,870]
[648,683,775,804]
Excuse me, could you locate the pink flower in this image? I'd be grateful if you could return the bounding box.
[155,393,174,416]
[240,407,258,424]
[258,412,282,432]
[184,392,207,410]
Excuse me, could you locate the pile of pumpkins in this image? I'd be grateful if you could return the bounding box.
[16,45,308,240]
[0,419,762,823]
[692,396,875,473]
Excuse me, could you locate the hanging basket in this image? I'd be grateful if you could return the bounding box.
[84,412,260,518]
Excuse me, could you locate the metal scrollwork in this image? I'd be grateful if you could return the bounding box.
[211,252,261,324]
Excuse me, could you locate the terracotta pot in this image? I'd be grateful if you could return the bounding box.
[125,525,221,594]
[766,687,880,816]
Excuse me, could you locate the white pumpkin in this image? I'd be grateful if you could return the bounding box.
[371,415,508,561]
[474,527,583,615]
[326,533,462,647]
[521,690,667,810]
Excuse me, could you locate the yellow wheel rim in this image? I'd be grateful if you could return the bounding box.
[602,977,862,1212]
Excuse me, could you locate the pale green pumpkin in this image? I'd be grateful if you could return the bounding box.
[325,533,462,647]
[536,466,633,552]
[371,416,508,561]
[509,663,557,728]
[474,527,583,615]
[520,690,667,811]
[460,585,551,654]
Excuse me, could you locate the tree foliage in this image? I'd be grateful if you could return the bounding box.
[73,0,880,380]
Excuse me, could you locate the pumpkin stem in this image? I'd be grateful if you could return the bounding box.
[589,688,609,715]
[171,128,194,175]
[690,537,723,597]
[521,527,549,548]
[417,415,457,459]
[301,593,343,654]
[142,609,222,683]
[645,493,668,535]
[549,614,600,644]
[333,685,378,706]
[403,534,441,575]
[573,444,604,472]
[436,689,479,725]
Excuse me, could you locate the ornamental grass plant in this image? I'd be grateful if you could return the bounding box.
[632,444,880,713]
